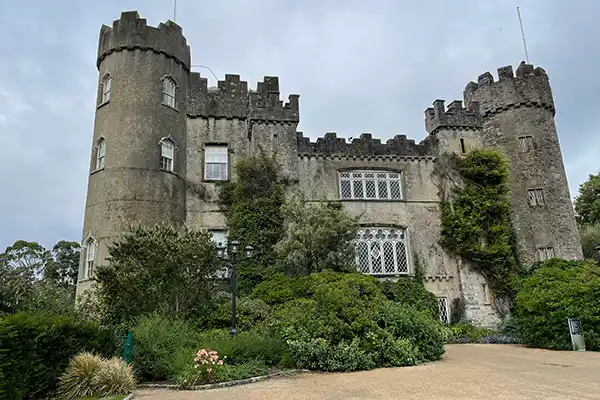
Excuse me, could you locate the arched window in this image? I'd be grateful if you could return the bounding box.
[355,227,409,275]
[96,138,106,170]
[84,238,97,279]
[162,77,176,108]
[338,170,403,200]
[160,139,175,171]
[101,74,111,103]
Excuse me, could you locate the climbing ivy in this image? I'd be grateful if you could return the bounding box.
[219,148,287,294]
[439,150,521,301]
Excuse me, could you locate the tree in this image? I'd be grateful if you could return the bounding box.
[580,223,600,260]
[93,225,220,324]
[275,196,360,276]
[44,240,80,289]
[574,172,600,227]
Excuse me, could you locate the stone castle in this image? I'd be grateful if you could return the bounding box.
[77,11,583,327]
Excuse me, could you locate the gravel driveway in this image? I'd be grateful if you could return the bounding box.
[136,344,600,400]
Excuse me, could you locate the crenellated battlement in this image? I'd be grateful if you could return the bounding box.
[187,74,299,121]
[463,62,554,116]
[424,99,481,134]
[97,11,190,70]
[296,132,435,156]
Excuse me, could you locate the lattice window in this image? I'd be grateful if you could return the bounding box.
[518,135,533,152]
[96,138,106,170]
[162,77,177,108]
[527,188,545,206]
[101,74,111,103]
[438,297,450,325]
[339,171,403,200]
[84,238,96,279]
[537,246,555,261]
[204,145,228,180]
[160,139,175,171]
[355,228,409,275]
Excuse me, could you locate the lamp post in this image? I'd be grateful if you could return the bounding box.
[216,239,254,337]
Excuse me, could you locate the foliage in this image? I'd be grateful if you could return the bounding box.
[219,150,287,293]
[379,278,439,318]
[57,353,136,400]
[574,172,600,227]
[439,150,520,301]
[444,323,496,343]
[514,258,600,351]
[130,313,199,382]
[275,196,360,276]
[580,223,600,260]
[208,295,271,331]
[21,280,78,316]
[94,225,220,324]
[175,358,269,388]
[0,312,116,399]
[267,272,446,372]
[44,240,81,289]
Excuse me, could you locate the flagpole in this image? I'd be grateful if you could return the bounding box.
[173,0,177,22]
[517,6,530,63]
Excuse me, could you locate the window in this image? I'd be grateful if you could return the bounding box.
[339,171,403,200]
[160,139,175,171]
[101,75,111,103]
[537,246,555,261]
[204,145,229,181]
[355,227,409,275]
[96,138,106,170]
[518,135,533,152]
[84,238,96,279]
[527,188,545,206]
[459,138,466,154]
[438,297,450,325]
[162,77,176,108]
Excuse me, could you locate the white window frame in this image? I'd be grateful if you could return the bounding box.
[101,74,111,103]
[96,138,106,170]
[160,139,175,172]
[537,246,555,261]
[84,238,96,280]
[527,188,545,206]
[518,135,533,152]
[355,227,410,276]
[339,170,403,200]
[438,297,450,325]
[204,145,229,181]
[162,77,177,108]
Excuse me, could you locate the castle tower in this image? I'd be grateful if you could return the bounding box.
[464,62,583,264]
[77,11,191,296]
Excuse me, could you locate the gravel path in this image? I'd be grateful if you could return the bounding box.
[136,344,600,400]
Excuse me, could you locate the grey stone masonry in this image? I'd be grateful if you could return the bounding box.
[79,11,584,328]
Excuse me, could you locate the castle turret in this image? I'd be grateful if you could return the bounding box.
[424,98,482,155]
[77,11,191,296]
[463,62,583,263]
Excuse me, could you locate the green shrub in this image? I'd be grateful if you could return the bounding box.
[130,313,199,381]
[0,312,115,399]
[515,259,600,351]
[209,296,271,331]
[445,323,496,343]
[92,357,136,396]
[379,277,439,317]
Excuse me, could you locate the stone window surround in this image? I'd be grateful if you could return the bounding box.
[160,75,178,111]
[80,236,97,282]
[203,142,230,182]
[527,187,546,207]
[518,135,534,152]
[354,224,412,277]
[338,168,405,201]
[159,137,177,172]
[95,137,106,171]
[437,296,450,324]
[537,245,555,261]
[97,72,112,108]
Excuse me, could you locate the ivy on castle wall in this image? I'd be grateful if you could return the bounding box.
[439,149,521,300]
[219,148,287,294]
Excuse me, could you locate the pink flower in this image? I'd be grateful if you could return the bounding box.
[217,360,223,365]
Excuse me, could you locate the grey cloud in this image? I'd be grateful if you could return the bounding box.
[0,0,598,250]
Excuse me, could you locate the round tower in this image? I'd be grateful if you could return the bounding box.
[463,62,583,264]
[77,11,190,296]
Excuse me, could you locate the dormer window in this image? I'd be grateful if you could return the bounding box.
[162,77,176,108]
[339,171,403,200]
[160,139,175,172]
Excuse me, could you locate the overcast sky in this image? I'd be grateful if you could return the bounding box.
[1,0,598,250]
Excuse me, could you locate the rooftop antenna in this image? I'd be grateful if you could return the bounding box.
[173,0,177,22]
[517,6,530,63]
